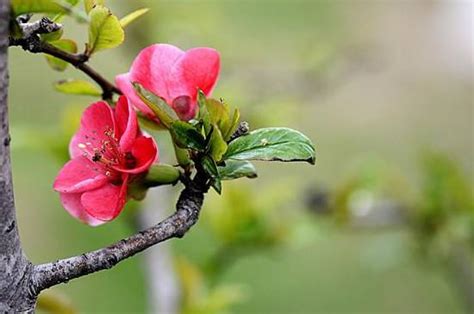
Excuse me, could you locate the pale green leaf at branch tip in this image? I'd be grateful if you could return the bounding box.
[54,79,102,96]
[44,39,77,71]
[120,8,149,28]
[224,127,316,164]
[133,82,179,128]
[87,4,124,55]
[218,160,257,180]
[84,0,104,14]
[11,0,67,16]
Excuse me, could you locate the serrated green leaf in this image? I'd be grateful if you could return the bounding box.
[202,155,221,194]
[84,0,104,14]
[224,127,316,164]
[198,90,211,135]
[170,121,207,152]
[54,79,102,96]
[208,125,228,162]
[11,0,66,16]
[218,160,257,180]
[45,39,77,71]
[120,8,149,28]
[133,83,179,128]
[87,5,124,55]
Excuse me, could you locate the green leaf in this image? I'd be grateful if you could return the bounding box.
[133,83,179,128]
[137,114,167,131]
[87,5,124,55]
[173,142,192,168]
[223,108,240,141]
[41,28,64,42]
[198,90,211,135]
[54,79,102,96]
[120,8,149,28]
[206,98,228,125]
[218,160,257,180]
[208,125,228,162]
[11,0,66,16]
[202,155,222,194]
[224,127,316,164]
[45,39,77,71]
[170,121,207,152]
[84,0,104,14]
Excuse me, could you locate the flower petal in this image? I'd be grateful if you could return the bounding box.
[59,192,106,226]
[130,43,185,104]
[81,179,128,221]
[113,135,158,174]
[69,101,116,159]
[114,96,138,152]
[53,156,108,193]
[178,47,220,100]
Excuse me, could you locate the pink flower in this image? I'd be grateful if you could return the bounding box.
[116,43,220,122]
[53,96,158,226]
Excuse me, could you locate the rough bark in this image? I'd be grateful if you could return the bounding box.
[0,0,35,311]
[30,185,205,293]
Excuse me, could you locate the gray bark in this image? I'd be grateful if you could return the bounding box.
[0,0,35,311]
[0,2,210,306]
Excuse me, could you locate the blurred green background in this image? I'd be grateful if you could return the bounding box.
[8,0,473,313]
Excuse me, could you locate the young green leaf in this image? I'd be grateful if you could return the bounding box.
[223,108,240,141]
[197,90,211,135]
[133,83,179,128]
[170,121,207,152]
[45,39,77,71]
[54,79,102,96]
[87,5,124,55]
[11,0,66,16]
[120,8,149,28]
[224,127,316,164]
[84,0,104,14]
[218,160,257,180]
[202,155,222,194]
[41,28,64,42]
[173,142,192,168]
[208,125,228,162]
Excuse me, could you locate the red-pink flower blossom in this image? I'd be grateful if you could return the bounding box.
[116,43,220,122]
[53,96,158,226]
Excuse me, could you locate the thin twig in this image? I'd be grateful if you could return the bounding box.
[9,17,121,100]
[30,173,209,294]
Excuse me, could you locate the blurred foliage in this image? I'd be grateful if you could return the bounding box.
[8,0,473,313]
[413,153,474,258]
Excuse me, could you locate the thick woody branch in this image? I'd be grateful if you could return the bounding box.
[31,176,208,294]
[9,17,120,100]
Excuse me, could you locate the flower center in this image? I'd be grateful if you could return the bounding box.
[77,127,135,179]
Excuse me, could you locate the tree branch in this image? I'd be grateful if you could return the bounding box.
[30,174,209,294]
[9,17,121,100]
[0,1,35,311]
